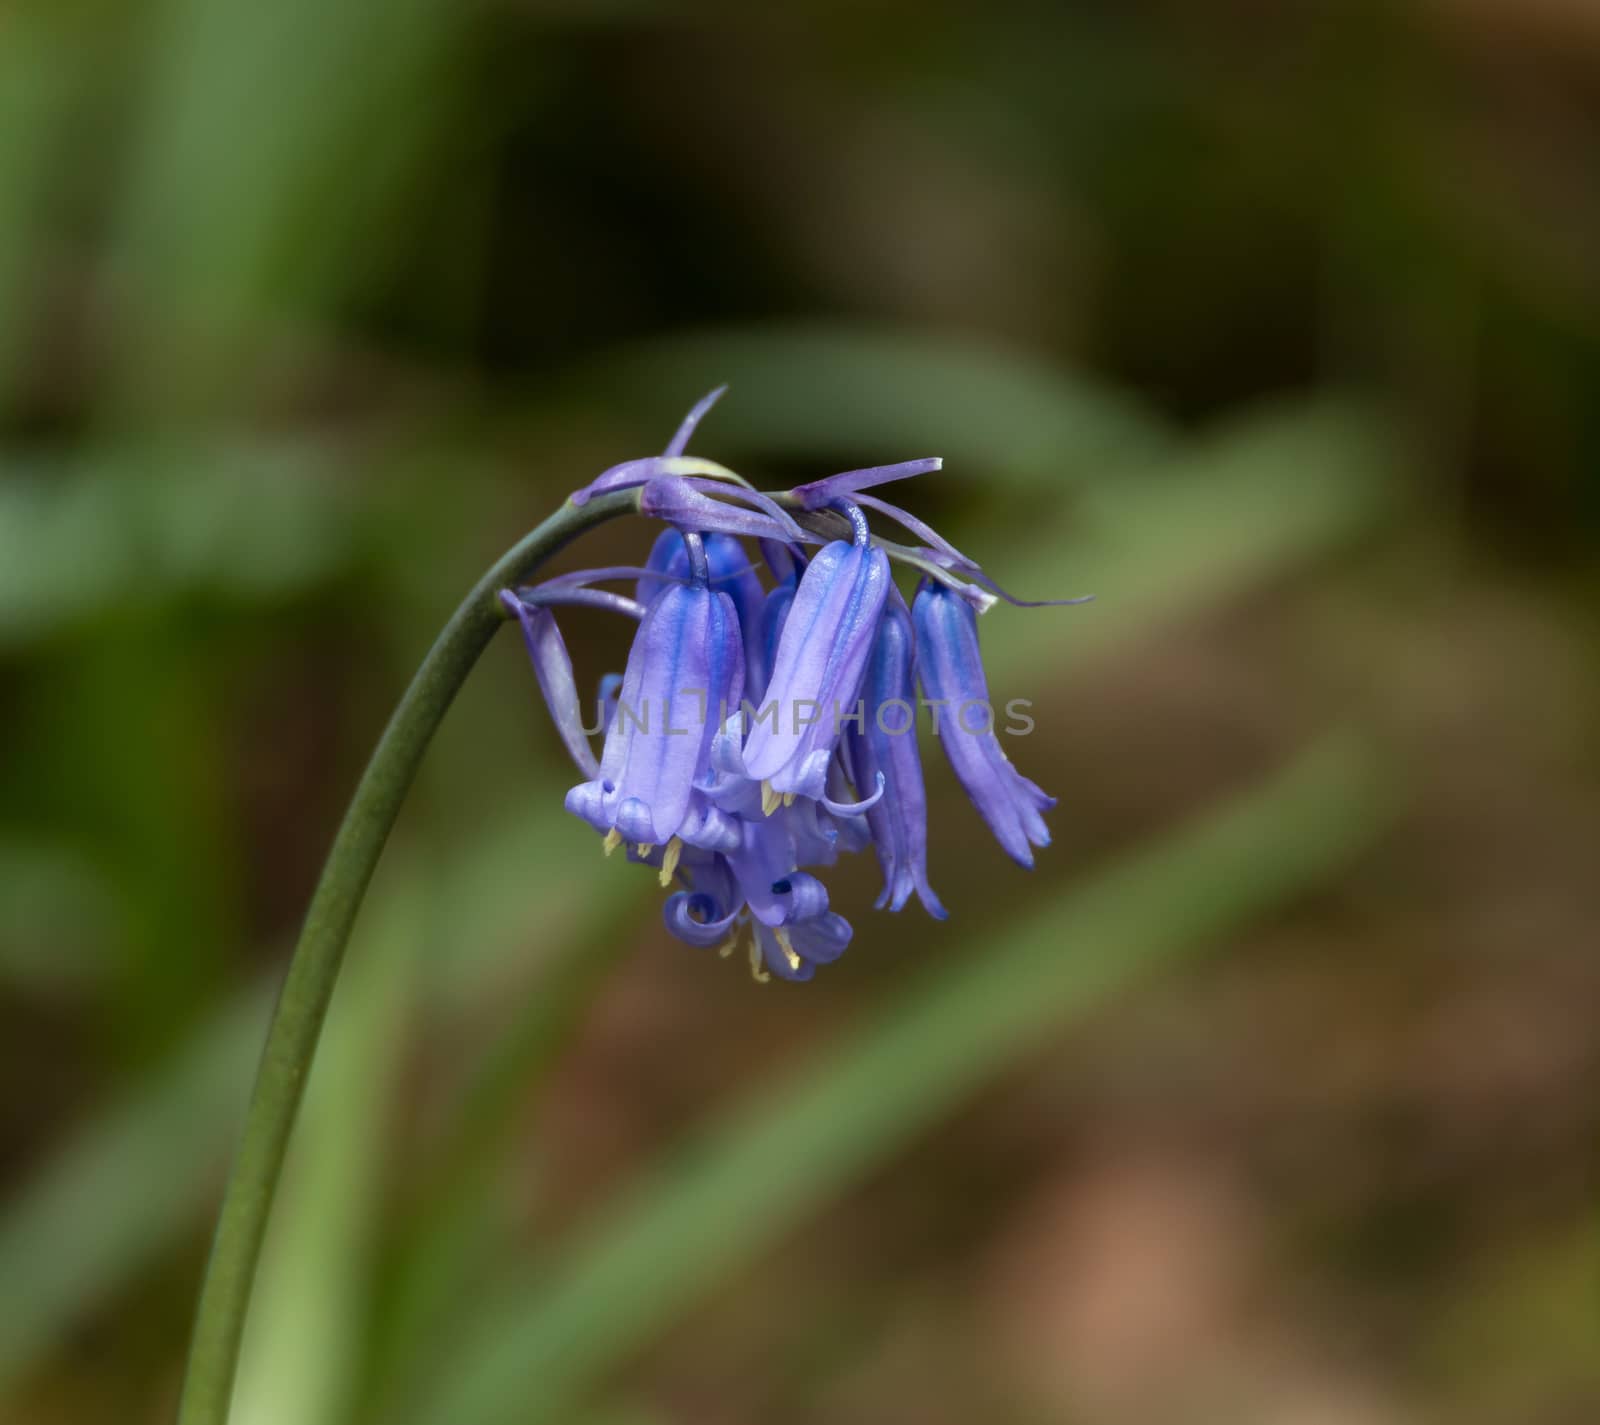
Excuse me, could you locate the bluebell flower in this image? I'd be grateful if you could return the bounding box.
[846,591,946,917]
[503,390,1088,983]
[741,506,890,806]
[565,546,745,859]
[912,580,1054,868]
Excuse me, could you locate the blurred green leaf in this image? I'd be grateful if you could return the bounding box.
[0,6,87,405]
[110,0,469,410]
[411,773,628,1019]
[0,985,269,1390]
[412,735,1389,1425]
[362,878,650,1421]
[232,881,422,1425]
[583,324,1172,485]
[0,449,358,647]
[979,396,1399,671]
[0,838,116,990]
[355,776,652,1404]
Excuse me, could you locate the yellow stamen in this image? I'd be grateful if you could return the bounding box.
[775,927,801,972]
[747,933,770,984]
[602,828,622,857]
[657,837,683,888]
[760,781,782,817]
[715,933,739,959]
[636,842,653,857]
[782,791,796,808]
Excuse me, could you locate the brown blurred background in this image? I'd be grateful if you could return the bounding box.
[2,3,1598,1423]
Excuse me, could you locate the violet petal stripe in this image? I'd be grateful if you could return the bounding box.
[565,582,744,844]
[742,539,891,794]
[636,528,768,697]
[912,581,1055,868]
[789,457,942,510]
[499,591,600,779]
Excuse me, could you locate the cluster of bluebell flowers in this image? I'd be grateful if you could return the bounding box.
[501,390,1088,983]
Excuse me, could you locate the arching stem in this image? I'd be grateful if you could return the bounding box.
[175,489,638,1425]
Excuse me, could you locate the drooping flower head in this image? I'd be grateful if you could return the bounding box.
[502,389,1089,982]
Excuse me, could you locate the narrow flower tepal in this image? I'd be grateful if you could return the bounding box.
[846,591,946,918]
[913,581,1055,868]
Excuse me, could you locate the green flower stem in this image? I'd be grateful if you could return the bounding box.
[176,490,638,1425]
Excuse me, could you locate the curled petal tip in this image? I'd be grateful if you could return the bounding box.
[821,771,885,818]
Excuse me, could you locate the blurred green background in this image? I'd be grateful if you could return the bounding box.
[3,2,1598,1423]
